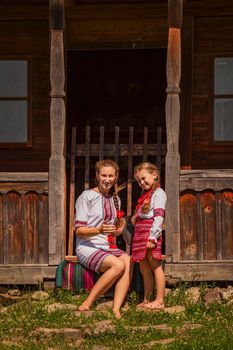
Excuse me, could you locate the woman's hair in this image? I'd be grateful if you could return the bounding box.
[95,159,119,176]
[134,162,160,214]
[95,159,122,227]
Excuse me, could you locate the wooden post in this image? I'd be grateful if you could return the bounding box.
[165,0,182,262]
[49,0,66,265]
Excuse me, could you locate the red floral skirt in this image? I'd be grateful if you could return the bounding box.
[131,218,162,262]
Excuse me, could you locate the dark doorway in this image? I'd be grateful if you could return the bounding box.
[67,49,167,203]
[67,49,167,144]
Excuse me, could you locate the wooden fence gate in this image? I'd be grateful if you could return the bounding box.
[67,125,166,255]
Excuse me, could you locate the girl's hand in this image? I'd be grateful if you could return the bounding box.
[147,241,156,249]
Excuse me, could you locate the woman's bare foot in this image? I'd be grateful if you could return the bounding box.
[78,302,91,311]
[142,300,164,311]
[112,309,121,320]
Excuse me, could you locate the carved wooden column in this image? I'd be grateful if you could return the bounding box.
[165,0,182,262]
[49,0,66,265]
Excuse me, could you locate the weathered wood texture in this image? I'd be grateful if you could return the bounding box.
[0,266,56,285]
[192,14,233,169]
[180,170,233,261]
[0,3,50,171]
[165,19,182,262]
[0,174,49,265]
[49,0,66,265]
[72,125,166,218]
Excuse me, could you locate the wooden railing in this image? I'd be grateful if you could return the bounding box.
[180,170,233,261]
[0,173,49,265]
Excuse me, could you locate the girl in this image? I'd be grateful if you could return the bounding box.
[132,162,167,310]
[75,159,131,319]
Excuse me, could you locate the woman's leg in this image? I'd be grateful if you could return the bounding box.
[79,255,125,311]
[137,256,154,306]
[112,254,132,318]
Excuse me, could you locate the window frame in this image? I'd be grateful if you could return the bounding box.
[211,54,233,145]
[0,56,32,148]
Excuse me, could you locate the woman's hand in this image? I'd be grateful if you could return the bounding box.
[99,223,117,235]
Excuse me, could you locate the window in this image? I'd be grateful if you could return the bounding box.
[213,58,233,141]
[0,59,31,147]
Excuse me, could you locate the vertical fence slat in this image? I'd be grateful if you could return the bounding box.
[114,126,120,164]
[0,194,3,264]
[2,194,8,264]
[157,126,162,175]
[127,127,133,216]
[99,126,104,160]
[68,127,77,256]
[216,192,222,260]
[143,127,148,162]
[196,192,203,261]
[85,126,90,190]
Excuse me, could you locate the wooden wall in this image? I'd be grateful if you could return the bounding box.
[0,2,50,172]
[191,8,233,169]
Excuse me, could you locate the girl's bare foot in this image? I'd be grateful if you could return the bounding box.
[142,300,164,311]
[136,300,150,308]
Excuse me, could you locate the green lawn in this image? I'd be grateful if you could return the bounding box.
[0,287,232,350]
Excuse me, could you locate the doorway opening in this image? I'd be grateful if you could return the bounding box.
[67,48,167,210]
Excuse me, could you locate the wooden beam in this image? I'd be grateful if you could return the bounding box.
[168,0,183,28]
[165,1,182,263]
[49,0,66,265]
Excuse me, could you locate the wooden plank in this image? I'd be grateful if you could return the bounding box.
[221,191,233,260]
[0,183,48,193]
[180,16,193,168]
[114,126,120,164]
[215,192,222,261]
[0,195,3,264]
[49,1,66,265]
[76,143,166,156]
[180,169,233,178]
[165,262,233,281]
[202,191,217,260]
[143,127,148,162]
[168,0,183,28]
[0,266,57,284]
[196,192,203,261]
[68,127,76,256]
[180,191,197,261]
[99,126,104,160]
[156,126,162,174]
[38,193,49,264]
[0,173,48,182]
[165,25,182,262]
[50,0,65,30]
[84,126,90,190]
[127,127,133,216]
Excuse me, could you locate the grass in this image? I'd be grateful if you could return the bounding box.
[0,285,233,350]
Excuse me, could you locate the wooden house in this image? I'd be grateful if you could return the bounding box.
[0,0,232,284]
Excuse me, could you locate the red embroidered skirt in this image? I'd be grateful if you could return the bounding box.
[132,218,162,262]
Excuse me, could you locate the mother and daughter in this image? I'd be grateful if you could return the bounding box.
[75,159,166,318]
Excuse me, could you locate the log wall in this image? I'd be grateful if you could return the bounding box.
[0,173,49,265]
[0,2,50,172]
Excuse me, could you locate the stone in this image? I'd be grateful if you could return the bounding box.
[204,289,222,305]
[221,286,233,301]
[45,302,77,313]
[186,287,201,303]
[164,305,186,314]
[7,289,21,297]
[31,291,50,301]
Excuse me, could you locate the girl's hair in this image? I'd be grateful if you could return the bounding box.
[134,162,160,214]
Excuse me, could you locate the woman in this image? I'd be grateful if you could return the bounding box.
[75,159,131,319]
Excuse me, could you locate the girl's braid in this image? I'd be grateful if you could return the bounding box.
[141,180,157,213]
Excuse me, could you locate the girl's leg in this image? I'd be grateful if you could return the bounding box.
[79,255,125,311]
[143,253,165,310]
[138,256,154,306]
[112,254,132,319]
